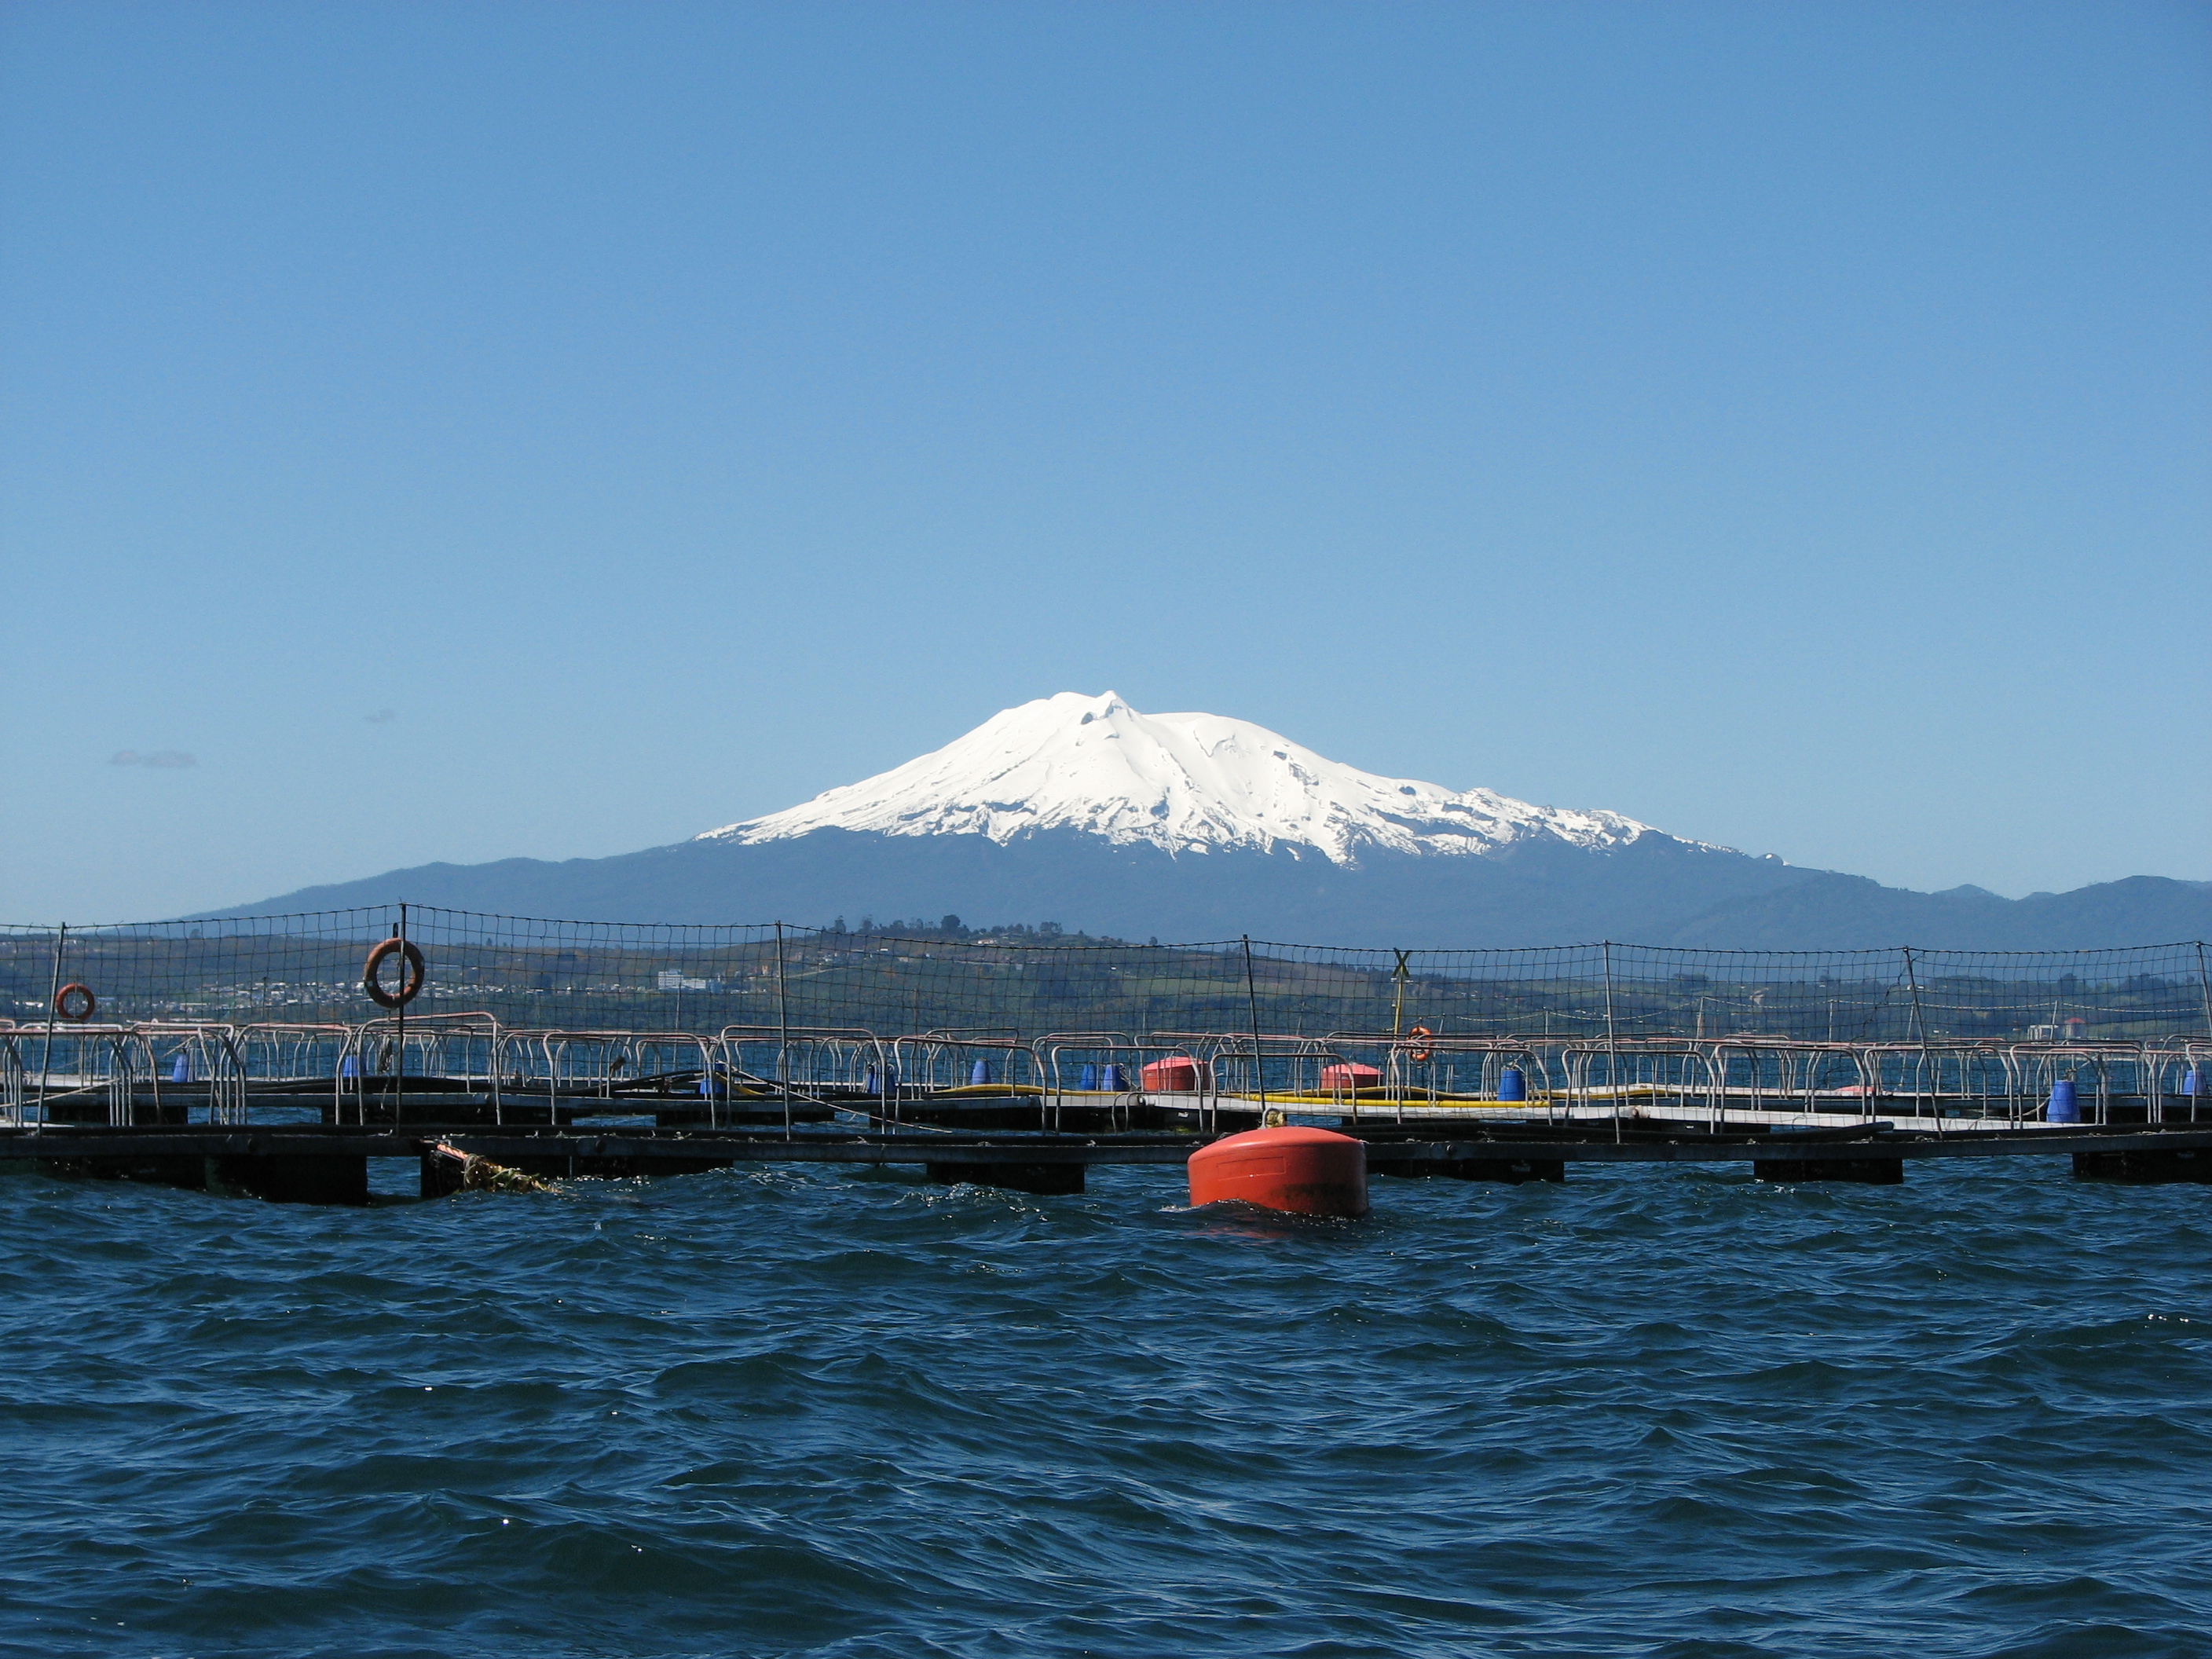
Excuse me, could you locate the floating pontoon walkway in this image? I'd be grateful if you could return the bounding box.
[7,1017,2209,1199]
[8,1119,2212,1203]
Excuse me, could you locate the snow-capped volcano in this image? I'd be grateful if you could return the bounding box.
[700,691,1664,866]
[223,693,2212,949]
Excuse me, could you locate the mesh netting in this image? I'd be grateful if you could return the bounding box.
[2,908,2206,1042]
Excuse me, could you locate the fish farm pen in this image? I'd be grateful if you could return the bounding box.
[4,906,2210,1202]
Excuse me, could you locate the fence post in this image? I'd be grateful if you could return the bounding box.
[1902,943,1943,1130]
[35,923,66,1133]
[1601,941,1622,1137]
[1901,945,1926,1044]
[775,922,791,1132]
[2196,942,2211,1036]
[394,903,407,1126]
[1242,936,1266,1118]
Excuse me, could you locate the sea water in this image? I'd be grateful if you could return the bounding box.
[3,1159,2210,1657]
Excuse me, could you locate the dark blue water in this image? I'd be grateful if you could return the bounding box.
[5,1159,2210,1657]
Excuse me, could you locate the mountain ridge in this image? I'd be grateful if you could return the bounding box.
[202,693,2212,949]
[205,833,2212,953]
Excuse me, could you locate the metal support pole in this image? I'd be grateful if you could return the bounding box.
[2195,941,2211,1037]
[35,923,66,1132]
[1241,936,1266,1119]
[394,903,407,1126]
[775,922,791,1133]
[1602,941,1621,1140]
[1901,944,1940,1130]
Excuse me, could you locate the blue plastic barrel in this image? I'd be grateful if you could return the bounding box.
[1101,1063,1127,1091]
[2046,1079,2080,1123]
[1498,1065,1527,1102]
[864,1066,880,1095]
[1079,1063,1099,1091]
[340,1055,360,1079]
[2185,1066,2203,1099]
[170,1054,192,1085]
[970,1059,991,1086]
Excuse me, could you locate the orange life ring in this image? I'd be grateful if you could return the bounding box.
[54,983,96,1022]
[1406,1024,1433,1063]
[364,938,426,1009]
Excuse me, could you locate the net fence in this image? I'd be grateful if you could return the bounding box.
[3,907,2207,1042]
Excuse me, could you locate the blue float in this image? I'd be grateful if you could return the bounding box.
[1498,1065,1526,1102]
[170,1053,192,1084]
[1101,1063,1127,1090]
[1079,1064,1098,1090]
[2046,1079,2080,1123]
[2185,1066,2203,1099]
[971,1058,991,1086]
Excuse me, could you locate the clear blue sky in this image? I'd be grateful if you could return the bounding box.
[3,1,2206,922]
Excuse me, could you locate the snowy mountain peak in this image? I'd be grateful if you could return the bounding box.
[698,691,1671,866]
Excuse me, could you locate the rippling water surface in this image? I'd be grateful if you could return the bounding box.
[5,1158,2210,1657]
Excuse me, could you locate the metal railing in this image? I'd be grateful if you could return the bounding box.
[3,1016,2207,1134]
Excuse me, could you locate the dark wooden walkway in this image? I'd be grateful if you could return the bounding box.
[8,1119,2212,1202]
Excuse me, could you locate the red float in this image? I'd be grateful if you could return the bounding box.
[1318,1062,1381,1092]
[1187,1125,1368,1218]
[1141,1055,1208,1093]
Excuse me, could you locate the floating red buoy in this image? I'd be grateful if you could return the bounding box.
[1318,1062,1380,1091]
[1187,1125,1368,1218]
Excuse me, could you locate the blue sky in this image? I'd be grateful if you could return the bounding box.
[3,1,2206,921]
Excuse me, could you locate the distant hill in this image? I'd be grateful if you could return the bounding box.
[1658,871,2212,950]
[213,692,2211,949]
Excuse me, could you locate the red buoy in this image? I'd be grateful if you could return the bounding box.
[1318,1062,1380,1091]
[1187,1125,1368,1218]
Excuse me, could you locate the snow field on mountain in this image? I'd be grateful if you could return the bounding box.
[699,691,1664,866]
